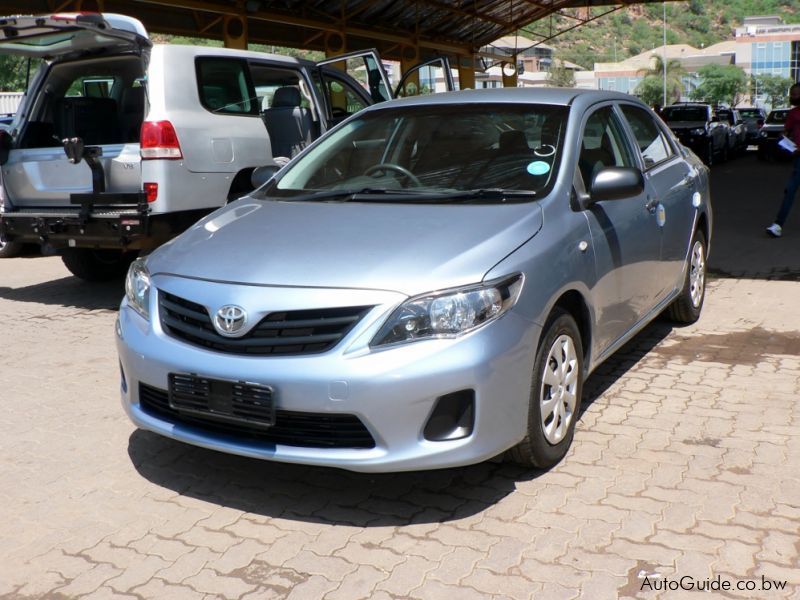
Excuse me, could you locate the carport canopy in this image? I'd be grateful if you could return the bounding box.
[0,0,676,67]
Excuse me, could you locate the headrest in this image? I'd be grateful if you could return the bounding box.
[498,130,529,153]
[272,86,301,108]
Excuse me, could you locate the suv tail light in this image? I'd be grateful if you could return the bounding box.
[757,119,764,128]
[140,121,183,160]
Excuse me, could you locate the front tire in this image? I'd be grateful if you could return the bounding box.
[61,249,136,282]
[0,233,22,259]
[508,309,584,469]
[704,141,714,166]
[668,229,707,324]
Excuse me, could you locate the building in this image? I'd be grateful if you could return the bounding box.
[590,15,799,107]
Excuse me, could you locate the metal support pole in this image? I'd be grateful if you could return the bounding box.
[662,2,667,105]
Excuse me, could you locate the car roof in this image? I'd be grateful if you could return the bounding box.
[155,43,314,67]
[363,86,644,112]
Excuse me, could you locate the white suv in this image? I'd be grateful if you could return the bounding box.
[0,13,450,278]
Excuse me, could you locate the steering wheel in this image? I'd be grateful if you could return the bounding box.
[364,163,423,187]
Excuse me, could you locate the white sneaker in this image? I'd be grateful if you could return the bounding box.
[766,223,782,238]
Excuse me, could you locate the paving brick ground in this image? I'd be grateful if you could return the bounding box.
[1,253,799,599]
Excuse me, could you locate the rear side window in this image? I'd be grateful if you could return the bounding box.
[620,105,673,168]
[196,57,257,116]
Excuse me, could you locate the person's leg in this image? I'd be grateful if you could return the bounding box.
[775,156,800,227]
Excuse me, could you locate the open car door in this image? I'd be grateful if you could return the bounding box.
[315,49,393,127]
[395,57,455,98]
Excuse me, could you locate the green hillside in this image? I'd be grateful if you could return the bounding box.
[525,0,800,69]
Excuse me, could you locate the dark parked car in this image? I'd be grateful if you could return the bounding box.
[716,108,747,155]
[757,108,792,161]
[117,88,712,472]
[661,103,729,165]
[737,107,766,143]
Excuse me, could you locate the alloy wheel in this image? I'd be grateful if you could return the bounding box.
[689,239,705,308]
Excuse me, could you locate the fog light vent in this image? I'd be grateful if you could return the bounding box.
[424,390,475,442]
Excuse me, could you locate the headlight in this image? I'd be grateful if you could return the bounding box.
[371,274,523,347]
[125,257,151,320]
[690,128,706,135]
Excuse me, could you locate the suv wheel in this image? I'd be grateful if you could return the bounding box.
[61,249,136,282]
[508,308,583,469]
[0,232,22,259]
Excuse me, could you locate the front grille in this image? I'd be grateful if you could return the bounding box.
[159,291,372,356]
[139,383,376,449]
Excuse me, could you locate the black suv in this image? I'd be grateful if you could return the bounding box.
[661,103,730,165]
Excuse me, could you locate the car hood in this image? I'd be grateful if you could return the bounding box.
[147,198,544,296]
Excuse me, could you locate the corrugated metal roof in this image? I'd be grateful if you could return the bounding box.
[0,0,674,62]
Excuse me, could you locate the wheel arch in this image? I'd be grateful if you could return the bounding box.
[227,168,256,202]
[548,289,592,369]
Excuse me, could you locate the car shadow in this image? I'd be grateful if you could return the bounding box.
[128,431,544,526]
[127,316,677,526]
[579,316,675,415]
[0,275,123,311]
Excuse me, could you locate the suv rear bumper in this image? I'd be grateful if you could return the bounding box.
[0,203,210,250]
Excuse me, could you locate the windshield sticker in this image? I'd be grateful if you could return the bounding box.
[527,161,551,176]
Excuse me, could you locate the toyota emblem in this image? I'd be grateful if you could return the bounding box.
[213,305,247,337]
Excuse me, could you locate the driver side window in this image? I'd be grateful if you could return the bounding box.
[579,107,635,187]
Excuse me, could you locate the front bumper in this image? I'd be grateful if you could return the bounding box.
[116,276,540,472]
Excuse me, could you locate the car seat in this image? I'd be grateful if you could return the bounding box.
[580,132,615,187]
[55,97,121,145]
[120,87,146,143]
[261,86,314,159]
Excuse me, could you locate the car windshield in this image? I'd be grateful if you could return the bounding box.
[268,103,568,203]
[766,110,789,124]
[661,106,708,122]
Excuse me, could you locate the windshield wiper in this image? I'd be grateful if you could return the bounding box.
[271,187,536,203]
[271,188,398,202]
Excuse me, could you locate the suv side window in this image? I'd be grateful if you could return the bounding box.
[620,105,673,169]
[579,106,635,185]
[196,58,258,116]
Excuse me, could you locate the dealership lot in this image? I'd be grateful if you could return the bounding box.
[1,154,800,599]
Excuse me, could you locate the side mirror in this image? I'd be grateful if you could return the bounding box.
[251,164,281,189]
[0,129,12,166]
[589,167,645,202]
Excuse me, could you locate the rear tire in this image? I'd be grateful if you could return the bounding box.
[61,249,136,282]
[0,233,22,259]
[508,308,584,469]
[668,229,707,324]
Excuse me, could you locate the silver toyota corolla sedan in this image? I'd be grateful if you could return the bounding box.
[117,88,711,472]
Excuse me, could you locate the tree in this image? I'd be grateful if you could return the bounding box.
[636,55,684,104]
[690,64,748,106]
[0,56,35,92]
[636,76,671,107]
[752,73,794,109]
[546,59,576,88]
